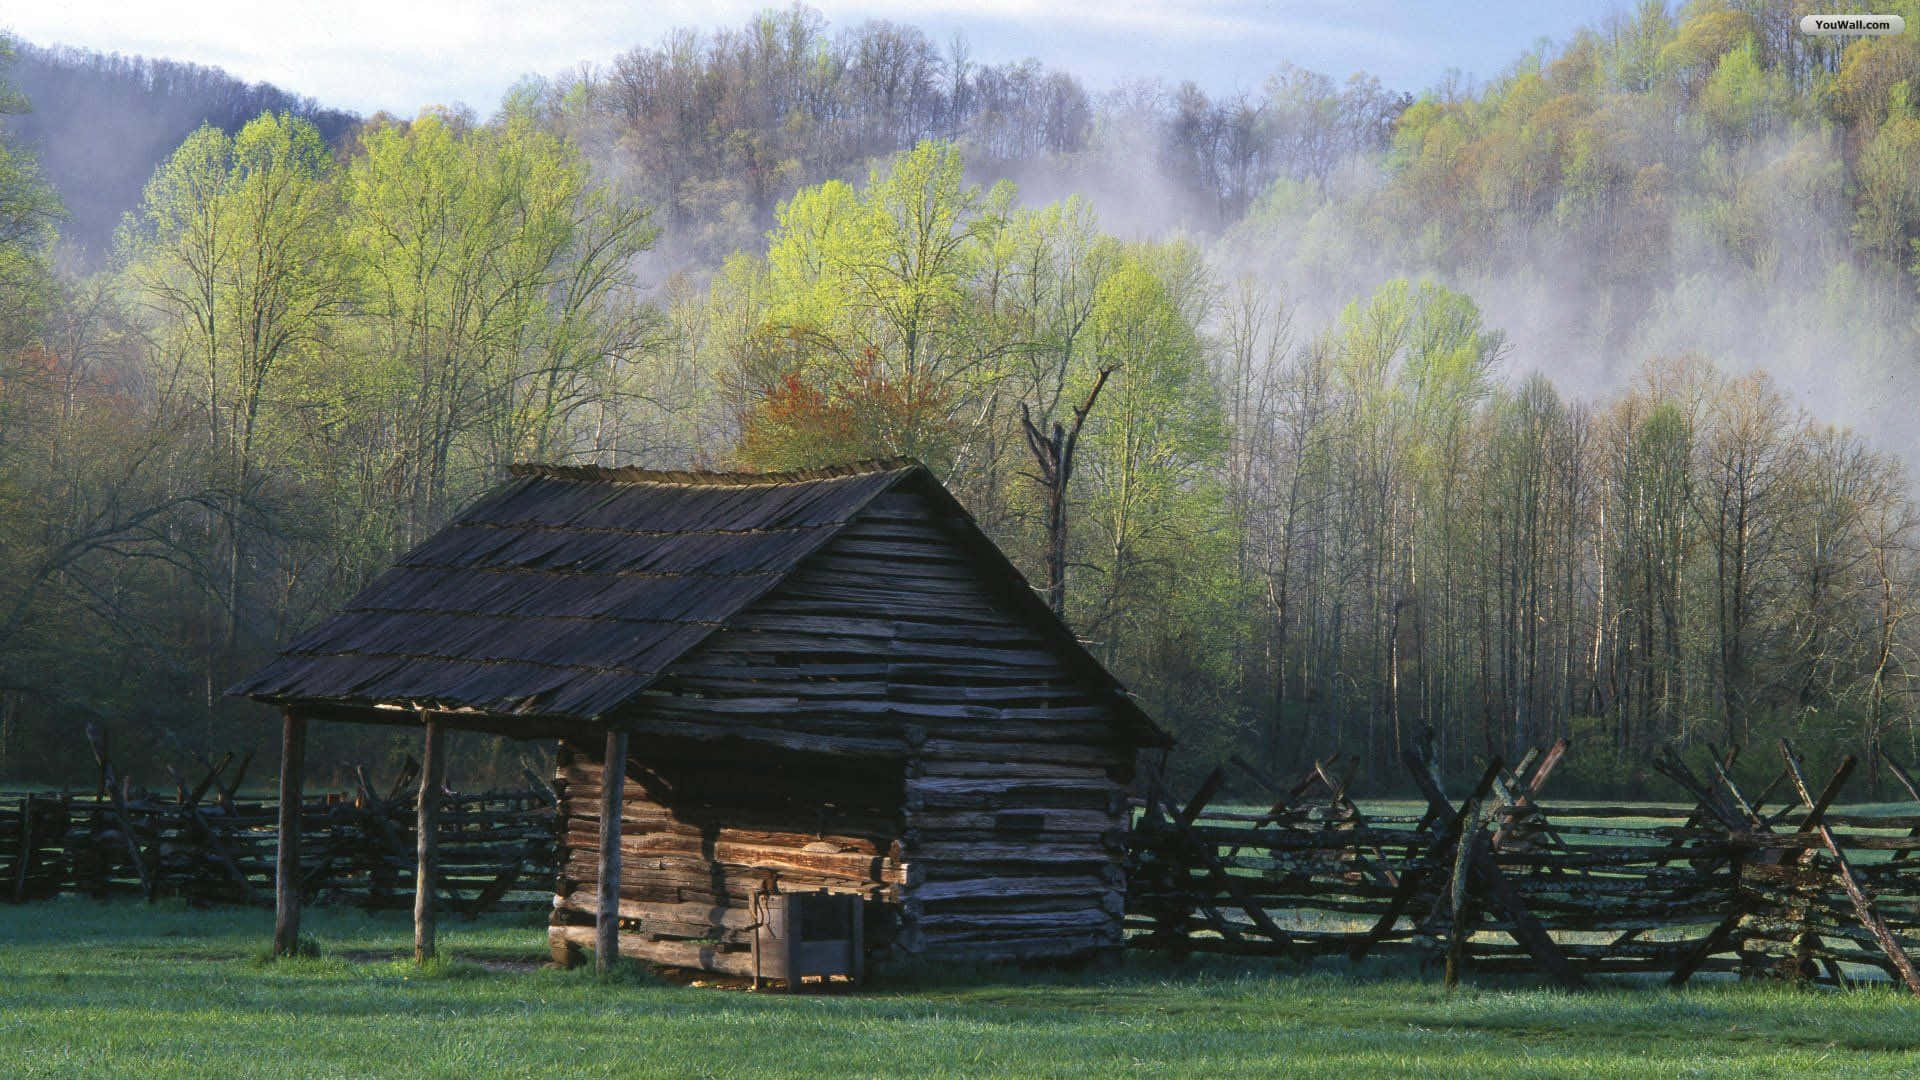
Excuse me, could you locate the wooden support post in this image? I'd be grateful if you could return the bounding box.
[273,711,306,957]
[414,716,446,964]
[13,793,37,902]
[850,895,865,986]
[596,728,628,973]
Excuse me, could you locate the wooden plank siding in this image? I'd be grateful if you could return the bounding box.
[550,489,1134,970]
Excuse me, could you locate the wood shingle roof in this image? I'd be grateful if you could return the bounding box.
[232,459,1163,743]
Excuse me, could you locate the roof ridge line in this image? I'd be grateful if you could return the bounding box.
[506,457,922,486]
[439,521,839,537]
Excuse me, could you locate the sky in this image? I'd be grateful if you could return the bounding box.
[4,0,1629,116]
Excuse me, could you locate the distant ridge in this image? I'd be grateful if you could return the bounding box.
[1,40,358,263]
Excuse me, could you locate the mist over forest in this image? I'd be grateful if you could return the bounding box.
[3,1,1920,797]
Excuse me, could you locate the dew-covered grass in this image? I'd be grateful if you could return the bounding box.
[4,899,1920,1076]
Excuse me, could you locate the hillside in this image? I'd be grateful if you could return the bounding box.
[2,2,1919,798]
[3,42,356,260]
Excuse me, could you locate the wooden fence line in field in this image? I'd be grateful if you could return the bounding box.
[1128,737,1920,993]
[0,749,559,915]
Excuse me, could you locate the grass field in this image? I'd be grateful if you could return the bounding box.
[4,901,1920,1077]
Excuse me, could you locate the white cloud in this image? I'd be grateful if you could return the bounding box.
[3,0,1593,115]
[7,0,757,112]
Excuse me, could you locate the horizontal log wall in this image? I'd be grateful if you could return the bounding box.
[853,492,1131,962]
[0,787,554,913]
[590,488,1136,968]
[547,739,907,975]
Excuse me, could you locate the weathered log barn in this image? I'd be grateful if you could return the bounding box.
[234,459,1166,979]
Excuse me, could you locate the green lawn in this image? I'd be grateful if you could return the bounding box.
[3,901,1920,1077]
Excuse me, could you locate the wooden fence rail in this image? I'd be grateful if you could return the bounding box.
[1128,738,1920,993]
[0,754,559,915]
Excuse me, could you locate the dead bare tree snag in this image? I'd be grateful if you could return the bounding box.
[1021,366,1114,615]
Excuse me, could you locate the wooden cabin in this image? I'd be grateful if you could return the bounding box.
[234,459,1166,979]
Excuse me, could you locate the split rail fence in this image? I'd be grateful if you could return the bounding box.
[1128,737,1920,993]
[0,738,558,915]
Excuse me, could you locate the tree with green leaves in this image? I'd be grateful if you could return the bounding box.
[732,139,1014,473]
[0,36,62,350]
[119,111,352,692]
[1077,246,1227,665]
[345,108,654,541]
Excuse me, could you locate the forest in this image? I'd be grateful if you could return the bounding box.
[2,0,1919,795]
